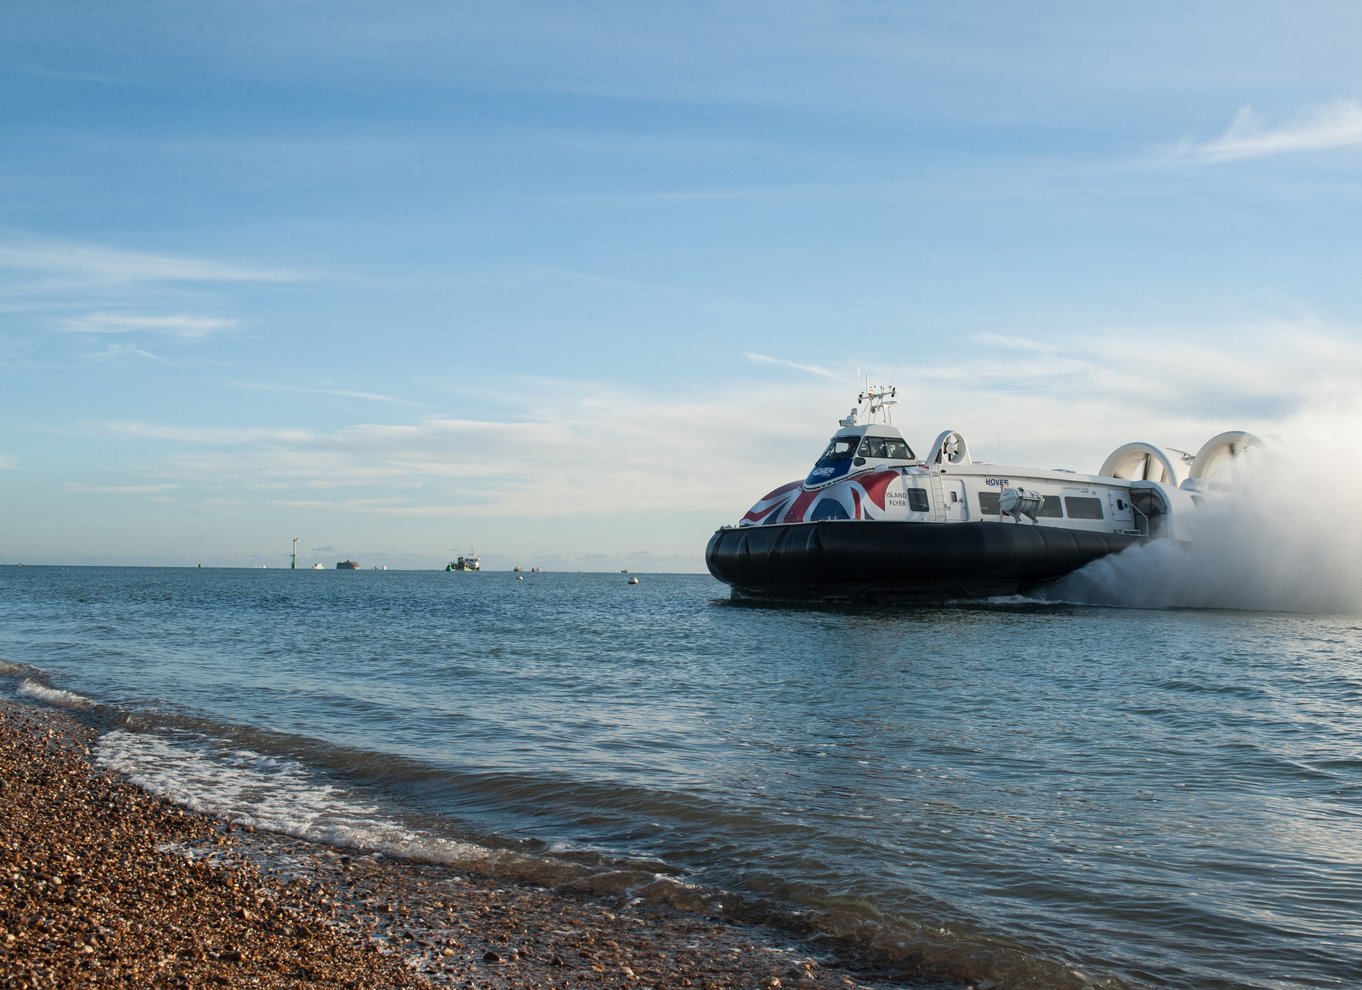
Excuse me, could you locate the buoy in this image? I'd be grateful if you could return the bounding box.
[628,576,639,585]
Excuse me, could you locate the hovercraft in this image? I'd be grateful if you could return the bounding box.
[705,385,1259,603]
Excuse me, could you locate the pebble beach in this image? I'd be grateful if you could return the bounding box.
[0,701,930,990]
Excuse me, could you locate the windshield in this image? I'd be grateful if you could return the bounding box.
[813,436,859,469]
[858,435,915,460]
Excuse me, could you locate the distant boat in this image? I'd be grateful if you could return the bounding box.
[311,563,325,570]
[446,554,480,572]
[336,560,360,570]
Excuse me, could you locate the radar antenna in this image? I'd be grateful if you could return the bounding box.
[858,384,898,424]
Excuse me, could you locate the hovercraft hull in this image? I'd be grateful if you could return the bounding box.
[705,521,1139,603]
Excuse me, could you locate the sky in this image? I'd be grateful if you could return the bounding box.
[4,1,1362,571]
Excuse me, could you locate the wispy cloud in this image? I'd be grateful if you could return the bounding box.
[81,342,173,365]
[230,381,427,407]
[64,482,179,495]
[61,313,238,339]
[0,234,304,285]
[743,352,842,380]
[1172,99,1362,163]
[93,421,321,445]
[968,333,1052,353]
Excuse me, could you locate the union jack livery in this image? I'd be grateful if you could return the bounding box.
[743,469,920,525]
[706,384,1261,603]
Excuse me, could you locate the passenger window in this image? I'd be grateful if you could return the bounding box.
[1064,496,1104,519]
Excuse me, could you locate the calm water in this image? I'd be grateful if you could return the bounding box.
[2,565,1360,990]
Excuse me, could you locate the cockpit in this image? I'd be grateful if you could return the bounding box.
[814,432,915,467]
[855,435,914,460]
[805,430,916,485]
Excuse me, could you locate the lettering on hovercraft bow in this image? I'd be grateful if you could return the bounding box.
[886,487,930,512]
[984,478,1010,487]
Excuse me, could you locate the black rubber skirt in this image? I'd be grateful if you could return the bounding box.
[705,520,1142,603]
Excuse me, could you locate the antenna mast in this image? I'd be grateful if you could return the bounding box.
[858,383,898,424]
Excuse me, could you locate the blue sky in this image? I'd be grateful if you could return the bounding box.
[4,1,1362,570]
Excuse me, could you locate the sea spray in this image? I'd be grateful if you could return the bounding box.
[1048,393,1362,613]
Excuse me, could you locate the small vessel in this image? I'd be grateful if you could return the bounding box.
[446,553,481,572]
[706,385,1259,603]
[311,563,325,570]
[336,560,360,570]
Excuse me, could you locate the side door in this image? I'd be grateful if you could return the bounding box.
[1107,490,1135,532]
[937,478,969,521]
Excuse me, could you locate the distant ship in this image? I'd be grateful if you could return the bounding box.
[446,554,480,572]
[336,560,360,570]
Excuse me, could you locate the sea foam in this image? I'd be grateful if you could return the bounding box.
[18,677,94,709]
[97,728,512,869]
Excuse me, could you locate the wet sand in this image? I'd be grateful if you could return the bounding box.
[1,701,953,989]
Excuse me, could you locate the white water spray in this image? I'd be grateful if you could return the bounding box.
[1047,394,1362,613]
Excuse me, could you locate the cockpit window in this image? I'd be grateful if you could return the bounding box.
[858,436,915,460]
[859,437,888,459]
[813,437,858,468]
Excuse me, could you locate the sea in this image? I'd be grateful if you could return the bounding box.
[2,563,1360,990]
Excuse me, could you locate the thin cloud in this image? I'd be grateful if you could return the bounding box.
[64,482,179,495]
[1172,99,1362,163]
[61,313,238,339]
[230,381,427,408]
[82,342,173,365]
[92,421,321,445]
[743,352,842,380]
[968,332,1052,353]
[0,234,304,285]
